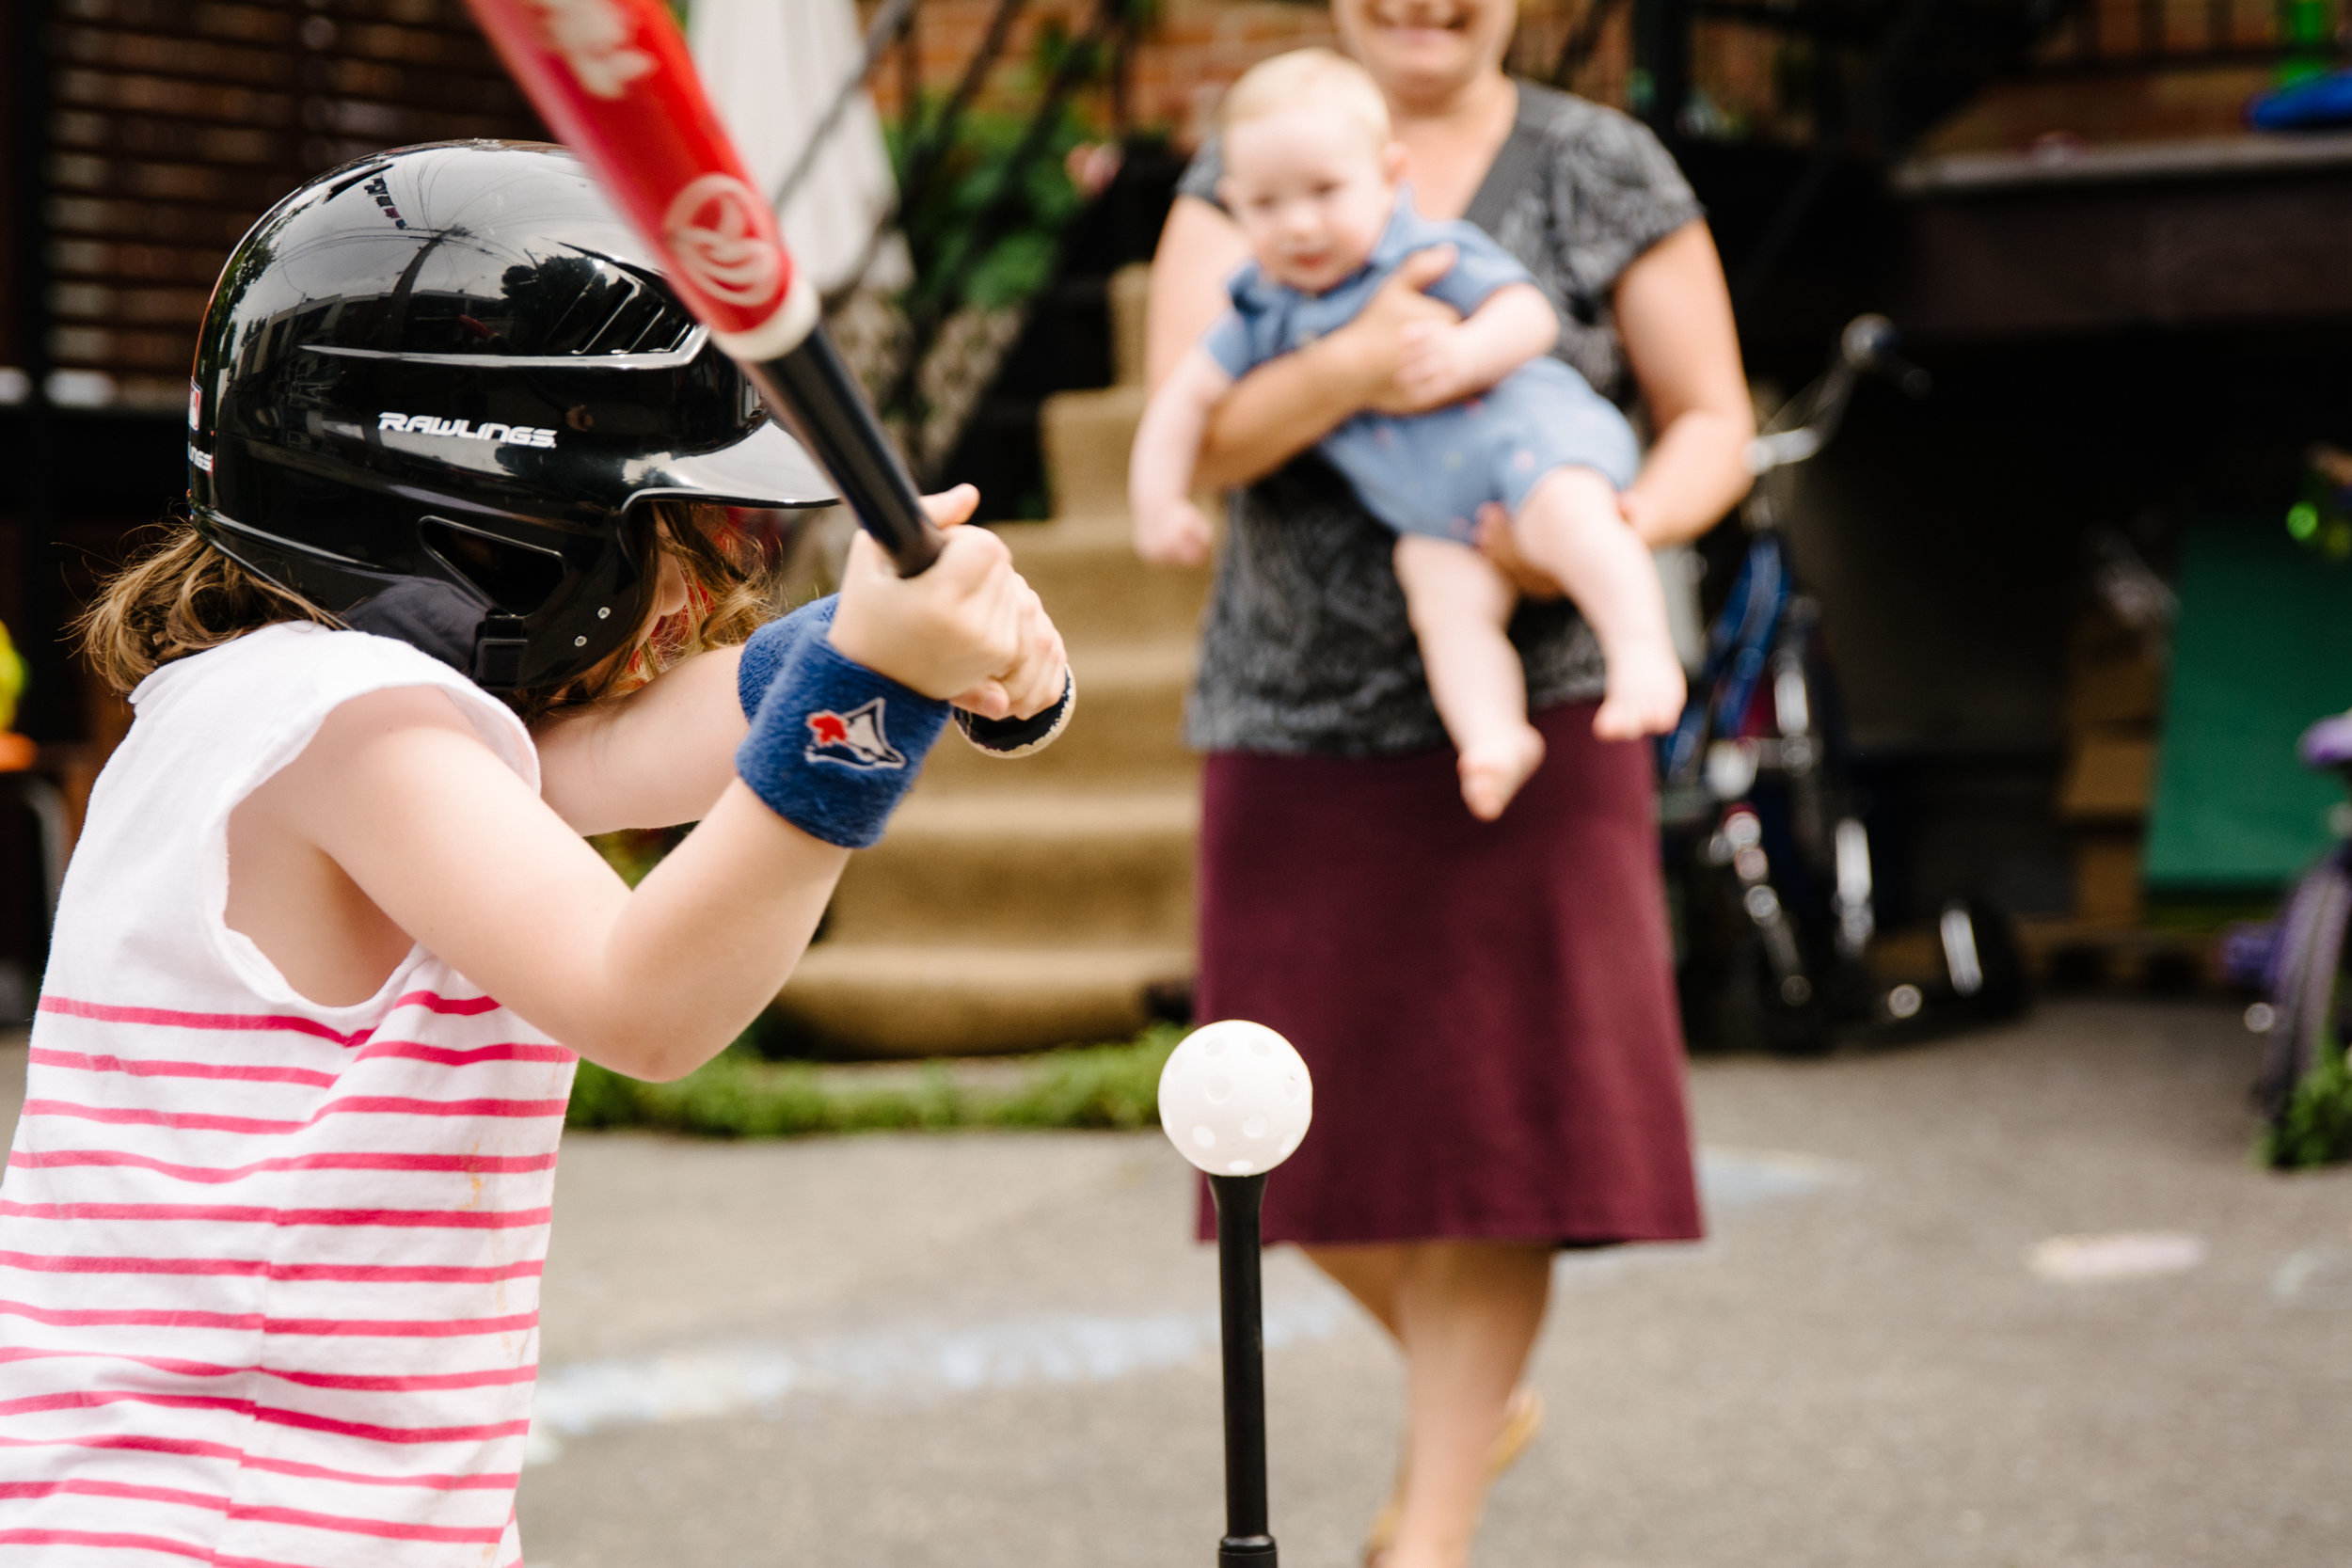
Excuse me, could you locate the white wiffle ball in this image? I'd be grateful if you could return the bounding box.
[1157,1020,1312,1177]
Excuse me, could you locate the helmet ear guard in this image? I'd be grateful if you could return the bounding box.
[418,518,567,620]
[186,140,833,695]
[198,513,592,691]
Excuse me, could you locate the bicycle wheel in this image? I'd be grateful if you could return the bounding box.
[1677,847,1831,1055]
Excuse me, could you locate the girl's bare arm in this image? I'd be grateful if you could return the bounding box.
[270,521,1054,1082]
[531,644,749,836]
[533,487,1062,836]
[292,698,849,1082]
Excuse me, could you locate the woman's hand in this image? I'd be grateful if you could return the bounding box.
[1392,320,1482,409]
[1473,501,1564,599]
[1474,488,1654,600]
[1325,245,1466,415]
[828,484,1068,720]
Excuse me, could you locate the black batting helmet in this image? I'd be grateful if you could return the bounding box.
[187,139,832,691]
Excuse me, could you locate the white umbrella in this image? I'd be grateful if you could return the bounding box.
[687,0,910,295]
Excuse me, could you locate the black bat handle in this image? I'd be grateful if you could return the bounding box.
[753,327,944,578]
[752,325,1074,756]
[1212,1173,1279,1568]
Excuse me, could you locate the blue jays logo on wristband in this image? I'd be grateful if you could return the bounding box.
[803,699,908,770]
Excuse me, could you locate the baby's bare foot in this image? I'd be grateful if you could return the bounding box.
[1458,726,1547,820]
[1593,642,1687,741]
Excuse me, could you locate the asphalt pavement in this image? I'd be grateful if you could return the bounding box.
[3,997,2346,1567]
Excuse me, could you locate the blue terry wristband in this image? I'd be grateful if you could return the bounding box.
[738,595,838,719]
[736,630,948,848]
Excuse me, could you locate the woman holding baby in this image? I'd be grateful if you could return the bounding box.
[1139,3,1755,1564]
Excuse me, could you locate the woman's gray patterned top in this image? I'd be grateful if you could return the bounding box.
[1176,83,1701,756]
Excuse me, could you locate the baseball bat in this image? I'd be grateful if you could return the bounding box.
[463,0,1071,757]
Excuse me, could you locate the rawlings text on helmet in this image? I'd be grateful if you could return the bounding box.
[379,412,559,448]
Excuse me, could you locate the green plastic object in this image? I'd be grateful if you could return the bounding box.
[0,621,22,735]
[2145,521,2352,893]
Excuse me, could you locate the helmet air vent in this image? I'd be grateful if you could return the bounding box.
[535,264,696,359]
[420,516,567,615]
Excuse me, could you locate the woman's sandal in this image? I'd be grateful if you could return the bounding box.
[1360,1385,1545,1567]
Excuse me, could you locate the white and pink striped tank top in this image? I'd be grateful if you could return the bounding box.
[0,621,576,1568]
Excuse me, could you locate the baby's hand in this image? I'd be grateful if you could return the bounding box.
[1135,497,1214,567]
[1392,320,1486,411]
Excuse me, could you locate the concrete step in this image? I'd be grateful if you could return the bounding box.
[830,789,1197,947]
[756,264,1208,1060]
[1041,384,1145,521]
[771,942,1193,1057]
[919,636,1197,791]
[997,515,1210,647]
[1108,262,1151,388]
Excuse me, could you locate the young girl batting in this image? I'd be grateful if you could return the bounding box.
[0,142,1066,1567]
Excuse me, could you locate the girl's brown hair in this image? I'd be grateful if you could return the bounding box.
[75,503,772,721]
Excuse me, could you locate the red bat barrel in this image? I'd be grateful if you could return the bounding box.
[462,0,1075,754]
[464,0,818,360]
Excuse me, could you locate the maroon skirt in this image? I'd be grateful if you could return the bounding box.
[1194,702,1703,1248]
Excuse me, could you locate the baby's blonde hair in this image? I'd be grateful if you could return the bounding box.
[1218,48,1391,147]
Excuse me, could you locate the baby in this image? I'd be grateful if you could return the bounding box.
[1131,48,1687,819]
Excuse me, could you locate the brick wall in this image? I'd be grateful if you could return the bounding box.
[857,0,1630,147]
[860,0,2333,158]
[20,0,544,411]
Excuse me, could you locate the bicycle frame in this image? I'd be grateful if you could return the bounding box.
[1661,316,2010,1050]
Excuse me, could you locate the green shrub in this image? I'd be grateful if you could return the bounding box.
[990,1029,1178,1131]
[2264,1038,2352,1168]
[565,1023,1183,1139]
[889,98,1091,317]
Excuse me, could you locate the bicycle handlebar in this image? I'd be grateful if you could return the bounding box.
[1744,314,1928,478]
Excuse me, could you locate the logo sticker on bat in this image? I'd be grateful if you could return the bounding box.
[527,0,654,98]
[664,174,783,310]
[804,700,907,771]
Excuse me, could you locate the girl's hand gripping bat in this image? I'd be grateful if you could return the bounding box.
[464,0,1071,756]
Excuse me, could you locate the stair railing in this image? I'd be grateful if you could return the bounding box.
[879,0,1130,446]
[758,0,1138,483]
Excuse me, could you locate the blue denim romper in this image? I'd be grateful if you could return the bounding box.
[1201,194,1642,546]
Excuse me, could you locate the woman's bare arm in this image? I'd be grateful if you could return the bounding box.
[1147,195,1464,492]
[1145,196,1255,391]
[1613,221,1756,548]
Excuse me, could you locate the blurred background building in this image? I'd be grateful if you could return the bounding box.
[3,0,2349,1050]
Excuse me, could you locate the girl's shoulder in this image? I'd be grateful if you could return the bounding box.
[131,622,536,785]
